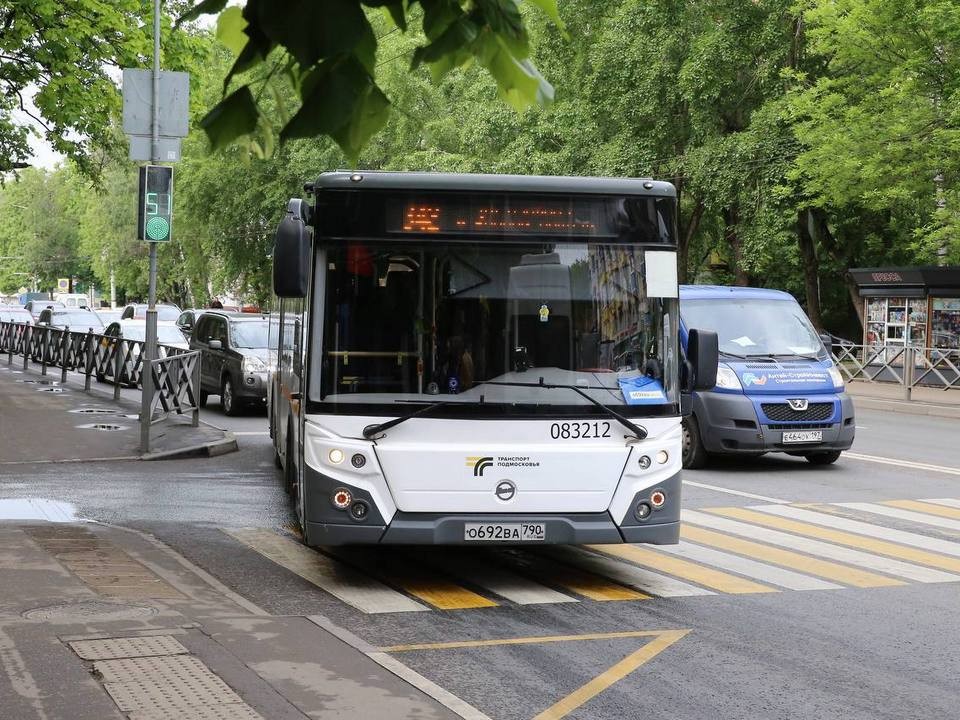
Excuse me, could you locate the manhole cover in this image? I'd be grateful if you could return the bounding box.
[23,601,157,622]
[77,423,129,432]
[37,387,66,393]
[70,408,118,415]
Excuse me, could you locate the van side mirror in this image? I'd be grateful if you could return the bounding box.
[819,332,833,354]
[686,329,719,391]
[273,198,312,298]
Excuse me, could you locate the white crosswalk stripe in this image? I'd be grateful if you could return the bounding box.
[654,541,843,591]
[754,505,960,559]
[682,510,960,584]
[835,502,960,532]
[223,528,429,614]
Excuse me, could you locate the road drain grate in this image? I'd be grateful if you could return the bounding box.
[70,407,118,415]
[76,423,129,431]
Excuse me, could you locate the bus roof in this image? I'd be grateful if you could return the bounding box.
[312,170,676,198]
[679,285,796,301]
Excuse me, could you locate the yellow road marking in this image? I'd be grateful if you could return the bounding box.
[884,499,960,520]
[589,544,776,594]
[533,630,690,720]
[384,574,498,610]
[680,526,904,588]
[707,507,960,574]
[382,629,691,720]
[502,552,648,601]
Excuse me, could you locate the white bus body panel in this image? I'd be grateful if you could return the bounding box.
[304,414,681,521]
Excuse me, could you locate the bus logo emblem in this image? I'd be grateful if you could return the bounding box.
[467,456,494,477]
[495,481,516,501]
[787,399,808,411]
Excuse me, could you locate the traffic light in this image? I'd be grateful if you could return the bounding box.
[137,165,173,242]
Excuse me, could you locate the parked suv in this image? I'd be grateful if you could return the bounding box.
[190,311,272,415]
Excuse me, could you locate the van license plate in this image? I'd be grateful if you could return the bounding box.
[782,430,823,443]
[464,523,546,541]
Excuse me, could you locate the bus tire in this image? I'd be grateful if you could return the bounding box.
[682,415,709,469]
[806,450,842,466]
[221,375,239,416]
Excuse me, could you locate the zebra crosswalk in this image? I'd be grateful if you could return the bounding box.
[225,497,960,615]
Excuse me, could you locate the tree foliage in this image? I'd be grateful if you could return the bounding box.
[0,1,206,175]
[178,0,562,159]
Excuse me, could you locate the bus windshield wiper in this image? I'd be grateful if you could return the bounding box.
[484,379,647,440]
[720,350,749,359]
[362,396,487,439]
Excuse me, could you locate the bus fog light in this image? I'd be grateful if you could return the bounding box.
[350,501,369,521]
[328,448,345,464]
[655,450,669,464]
[638,455,651,470]
[331,488,352,509]
[634,502,652,521]
[351,453,366,469]
[650,490,666,508]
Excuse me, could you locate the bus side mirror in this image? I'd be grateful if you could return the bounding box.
[687,328,719,391]
[273,198,312,298]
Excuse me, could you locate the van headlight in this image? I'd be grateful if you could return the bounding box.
[714,364,743,391]
[242,356,267,372]
[827,365,844,389]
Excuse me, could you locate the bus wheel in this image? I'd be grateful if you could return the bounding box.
[682,415,709,469]
[806,451,842,465]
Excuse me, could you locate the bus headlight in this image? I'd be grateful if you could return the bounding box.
[715,364,742,391]
[827,365,844,389]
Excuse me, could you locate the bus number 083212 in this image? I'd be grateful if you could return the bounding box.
[550,421,611,439]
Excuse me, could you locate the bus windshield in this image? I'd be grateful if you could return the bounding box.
[313,240,678,415]
[682,298,825,359]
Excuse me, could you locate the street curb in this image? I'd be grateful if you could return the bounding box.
[850,395,960,420]
[140,433,239,461]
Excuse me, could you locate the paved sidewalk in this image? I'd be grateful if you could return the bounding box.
[0,360,236,462]
[0,513,458,720]
[846,380,960,419]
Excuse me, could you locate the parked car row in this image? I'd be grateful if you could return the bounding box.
[1,300,272,416]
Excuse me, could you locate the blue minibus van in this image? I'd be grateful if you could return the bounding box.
[680,285,855,468]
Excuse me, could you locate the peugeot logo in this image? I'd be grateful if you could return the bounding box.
[787,398,809,411]
[495,481,516,502]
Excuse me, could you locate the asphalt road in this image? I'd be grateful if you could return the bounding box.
[2,405,959,719]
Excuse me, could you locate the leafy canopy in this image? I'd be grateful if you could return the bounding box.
[178,0,563,159]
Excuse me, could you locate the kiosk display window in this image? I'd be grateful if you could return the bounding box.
[932,299,960,351]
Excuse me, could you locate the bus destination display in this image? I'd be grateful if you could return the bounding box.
[390,197,614,237]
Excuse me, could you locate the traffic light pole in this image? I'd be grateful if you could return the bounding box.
[140,0,161,454]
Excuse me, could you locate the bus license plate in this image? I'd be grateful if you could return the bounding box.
[782,430,823,444]
[464,523,546,542]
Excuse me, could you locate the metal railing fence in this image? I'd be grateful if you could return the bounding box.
[1,320,201,450]
[831,343,960,399]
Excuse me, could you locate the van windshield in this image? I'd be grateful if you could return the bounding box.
[683,298,825,359]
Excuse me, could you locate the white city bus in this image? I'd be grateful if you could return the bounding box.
[269,171,717,546]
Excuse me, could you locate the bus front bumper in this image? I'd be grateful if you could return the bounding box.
[302,465,681,546]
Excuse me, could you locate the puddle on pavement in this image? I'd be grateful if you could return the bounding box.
[69,407,119,416]
[76,423,129,432]
[0,498,82,522]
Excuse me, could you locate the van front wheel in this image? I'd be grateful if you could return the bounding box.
[682,416,709,469]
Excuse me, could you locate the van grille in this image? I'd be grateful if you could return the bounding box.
[761,402,834,422]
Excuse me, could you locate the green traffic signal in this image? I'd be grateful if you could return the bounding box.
[138,165,173,242]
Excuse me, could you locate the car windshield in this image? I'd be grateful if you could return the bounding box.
[682,297,825,358]
[312,240,679,415]
[51,312,103,329]
[231,320,269,348]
